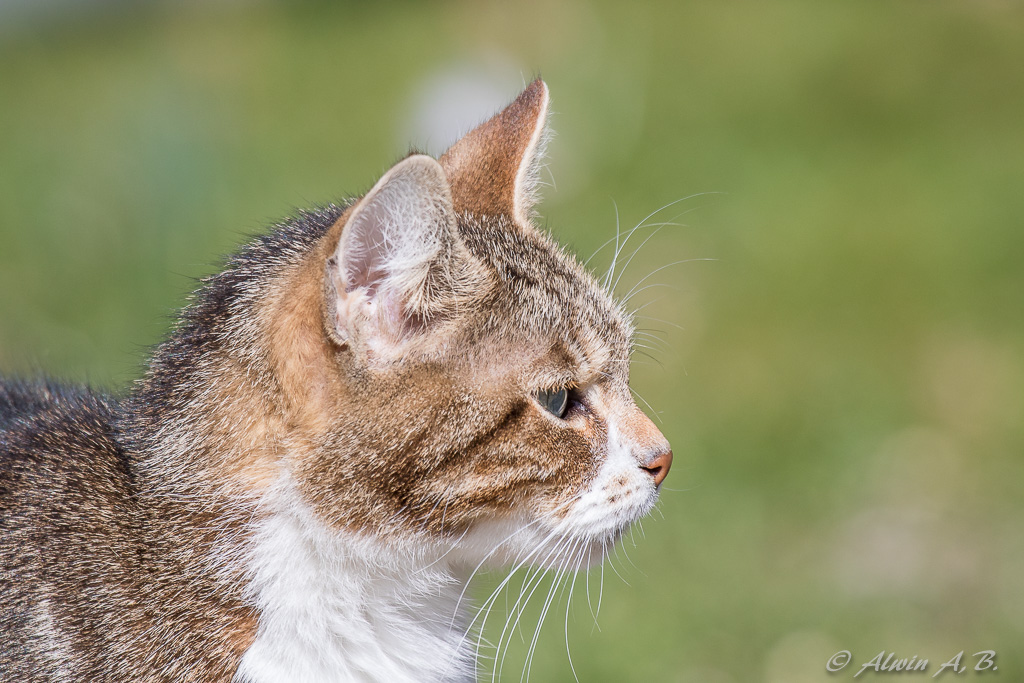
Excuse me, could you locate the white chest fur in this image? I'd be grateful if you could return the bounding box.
[233,482,476,683]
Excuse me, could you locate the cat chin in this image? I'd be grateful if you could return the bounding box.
[447,504,648,574]
[508,526,631,572]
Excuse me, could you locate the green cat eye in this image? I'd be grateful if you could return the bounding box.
[536,387,569,419]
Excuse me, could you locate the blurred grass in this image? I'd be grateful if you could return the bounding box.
[2,1,1023,681]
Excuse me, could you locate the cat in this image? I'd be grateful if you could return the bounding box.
[0,79,672,683]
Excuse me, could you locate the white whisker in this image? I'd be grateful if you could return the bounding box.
[522,538,581,683]
[564,545,587,683]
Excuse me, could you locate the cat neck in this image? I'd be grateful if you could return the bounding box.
[234,474,478,683]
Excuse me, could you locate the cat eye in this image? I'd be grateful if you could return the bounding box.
[535,387,569,419]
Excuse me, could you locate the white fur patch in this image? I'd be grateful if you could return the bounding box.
[234,478,476,683]
[31,598,74,682]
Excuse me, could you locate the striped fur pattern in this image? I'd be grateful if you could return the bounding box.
[0,80,671,682]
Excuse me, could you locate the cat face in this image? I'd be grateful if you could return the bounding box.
[279,81,670,566]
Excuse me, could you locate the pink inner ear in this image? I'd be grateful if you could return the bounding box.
[341,205,389,295]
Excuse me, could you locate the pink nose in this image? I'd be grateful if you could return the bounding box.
[641,450,672,488]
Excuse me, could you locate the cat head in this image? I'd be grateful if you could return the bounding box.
[267,80,671,565]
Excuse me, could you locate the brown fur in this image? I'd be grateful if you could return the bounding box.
[1,79,669,681]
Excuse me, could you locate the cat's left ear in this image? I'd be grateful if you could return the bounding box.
[440,78,550,225]
[327,154,483,359]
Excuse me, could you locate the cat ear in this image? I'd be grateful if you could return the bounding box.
[329,154,478,355]
[440,78,550,225]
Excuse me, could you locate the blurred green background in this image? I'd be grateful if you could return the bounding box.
[2,1,1022,681]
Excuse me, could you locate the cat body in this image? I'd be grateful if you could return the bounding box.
[0,81,672,682]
